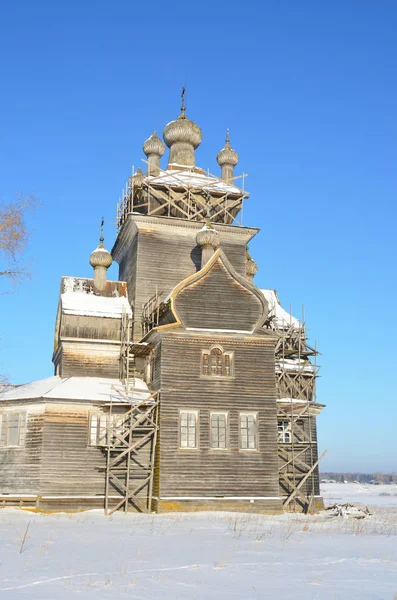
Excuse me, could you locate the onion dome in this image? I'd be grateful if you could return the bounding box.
[89,239,113,269]
[196,221,220,249]
[163,115,202,151]
[133,167,145,186]
[217,129,239,167]
[246,250,258,278]
[163,89,202,166]
[143,131,165,158]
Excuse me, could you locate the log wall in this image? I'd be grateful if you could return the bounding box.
[150,331,282,511]
[58,342,121,378]
[113,215,258,340]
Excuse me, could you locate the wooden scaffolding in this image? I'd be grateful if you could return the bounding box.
[102,309,160,515]
[116,165,249,230]
[266,313,326,512]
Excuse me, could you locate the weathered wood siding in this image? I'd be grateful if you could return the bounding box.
[0,404,44,494]
[113,215,257,340]
[40,404,105,497]
[59,342,120,378]
[0,401,153,510]
[152,332,281,506]
[60,315,122,341]
[174,259,264,331]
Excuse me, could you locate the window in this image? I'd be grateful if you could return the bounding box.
[0,412,26,447]
[278,420,291,443]
[89,413,128,447]
[240,412,258,450]
[202,346,233,378]
[210,412,228,449]
[89,414,108,446]
[179,411,198,449]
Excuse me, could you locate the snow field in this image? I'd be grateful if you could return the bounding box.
[0,484,396,599]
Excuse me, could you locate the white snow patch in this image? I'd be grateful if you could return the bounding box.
[145,166,243,195]
[261,289,301,329]
[275,358,316,372]
[61,292,132,318]
[0,376,150,403]
[277,397,309,404]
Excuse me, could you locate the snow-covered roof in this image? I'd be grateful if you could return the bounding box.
[61,292,132,319]
[277,398,309,404]
[144,166,243,196]
[0,376,150,404]
[261,289,301,329]
[275,358,316,373]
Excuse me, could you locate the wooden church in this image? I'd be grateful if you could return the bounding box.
[0,98,325,513]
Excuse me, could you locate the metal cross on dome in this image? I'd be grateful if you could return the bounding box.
[181,87,186,116]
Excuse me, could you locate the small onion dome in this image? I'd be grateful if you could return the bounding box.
[143,131,165,158]
[163,113,202,150]
[217,130,239,167]
[246,250,258,277]
[196,221,220,249]
[89,241,113,269]
[133,167,145,186]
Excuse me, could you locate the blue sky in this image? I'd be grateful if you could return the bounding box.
[0,0,396,473]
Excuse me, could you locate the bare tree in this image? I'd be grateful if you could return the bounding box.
[0,193,40,292]
[1,193,40,384]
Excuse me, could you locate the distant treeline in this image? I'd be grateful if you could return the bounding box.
[320,472,397,484]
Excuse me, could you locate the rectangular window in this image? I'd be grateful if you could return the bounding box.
[202,353,209,376]
[0,412,26,447]
[89,414,108,446]
[89,413,130,447]
[240,412,258,450]
[210,412,228,449]
[278,420,291,443]
[179,410,198,449]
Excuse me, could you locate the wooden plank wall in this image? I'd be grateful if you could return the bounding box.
[59,342,120,378]
[0,405,44,495]
[155,334,281,502]
[40,404,106,498]
[174,260,263,331]
[0,401,154,510]
[114,216,255,340]
[61,315,122,341]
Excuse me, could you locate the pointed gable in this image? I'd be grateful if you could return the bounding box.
[170,250,268,332]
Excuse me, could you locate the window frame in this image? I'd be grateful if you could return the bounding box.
[239,411,259,451]
[88,413,108,447]
[0,412,27,448]
[209,411,229,451]
[277,420,292,443]
[88,411,131,447]
[178,409,199,450]
[201,345,234,379]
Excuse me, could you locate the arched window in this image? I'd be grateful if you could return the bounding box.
[201,346,233,378]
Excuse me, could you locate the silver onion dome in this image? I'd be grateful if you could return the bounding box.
[163,114,202,151]
[163,90,202,166]
[132,167,145,186]
[89,240,113,269]
[196,222,220,249]
[217,129,239,167]
[143,131,165,158]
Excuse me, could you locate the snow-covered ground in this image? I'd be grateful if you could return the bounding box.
[0,484,396,599]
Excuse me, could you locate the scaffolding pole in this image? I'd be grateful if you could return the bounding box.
[273,307,325,512]
[101,307,159,515]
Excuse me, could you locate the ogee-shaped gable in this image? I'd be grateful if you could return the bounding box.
[171,250,268,332]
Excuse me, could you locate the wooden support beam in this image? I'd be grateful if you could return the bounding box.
[283,450,327,508]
